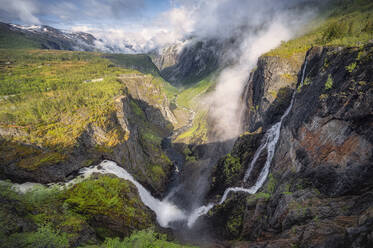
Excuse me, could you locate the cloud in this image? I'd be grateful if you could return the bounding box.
[69,4,196,53]
[0,0,40,24]
[196,0,320,141]
[0,0,145,25]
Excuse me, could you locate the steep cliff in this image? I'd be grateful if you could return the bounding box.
[205,44,373,247]
[149,43,184,71]
[0,50,179,195]
[160,40,221,86]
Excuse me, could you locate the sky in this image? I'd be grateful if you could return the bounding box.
[0,0,197,52]
[0,0,323,53]
[0,0,172,28]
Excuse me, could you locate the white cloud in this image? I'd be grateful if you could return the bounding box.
[0,0,40,24]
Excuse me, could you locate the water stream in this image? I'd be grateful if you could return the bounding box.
[4,59,308,231]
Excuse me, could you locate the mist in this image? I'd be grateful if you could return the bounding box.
[196,0,319,141]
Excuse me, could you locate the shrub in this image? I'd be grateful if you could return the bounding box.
[325,74,334,90]
[223,154,242,185]
[346,62,357,72]
[102,229,196,248]
[5,225,69,248]
[321,21,349,43]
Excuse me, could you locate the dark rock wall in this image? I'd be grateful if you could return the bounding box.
[205,44,373,247]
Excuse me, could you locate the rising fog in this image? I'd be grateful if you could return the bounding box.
[190,0,320,141]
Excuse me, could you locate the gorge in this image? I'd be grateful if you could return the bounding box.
[0,0,372,247]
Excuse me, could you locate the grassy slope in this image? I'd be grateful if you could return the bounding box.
[104,54,160,76]
[266,0,373,58]
[0,49,178,174]
[0,50,130,152]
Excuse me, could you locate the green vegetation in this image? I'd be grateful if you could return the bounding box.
[225,203,246,238]
[3,225,70,248]
[104,54,160,76]
[0,49,131,152]
[64,176,151,229]
[0,48,177,173]
[222,154,242,186]
[176,110,208,143]
[0,175,165,247]
[265,0,373,58]
[266,174,277,194]
[176,77,215,109]
[183,146,196,162]
[304,77,312,86]
[101,229,196,248]
[149,165,167,185]
[0,24,42,49]
[346,62,357,72]
[325,74,334,90]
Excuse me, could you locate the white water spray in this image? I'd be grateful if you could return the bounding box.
[187,59,308,228]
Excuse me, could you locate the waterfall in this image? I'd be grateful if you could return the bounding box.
[75,161,186,228]
[186,59,308,228]
[4,60,309,230]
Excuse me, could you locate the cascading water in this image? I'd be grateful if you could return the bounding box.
[5,59,308,231]
[76,160,186,228]
[186,59,309,228]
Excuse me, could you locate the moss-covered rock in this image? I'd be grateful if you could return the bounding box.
[208,131,263,198]
[64,175,155,238]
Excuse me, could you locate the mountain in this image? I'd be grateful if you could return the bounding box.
[0,22,170,55]
[0,0,373,247]
[0,22,98,50]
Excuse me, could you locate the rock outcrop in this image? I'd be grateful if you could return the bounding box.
[161,40,221,85]
[205,44,373,247]
[150,43,184,71]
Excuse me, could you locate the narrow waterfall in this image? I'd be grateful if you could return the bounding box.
[186,59,308,228]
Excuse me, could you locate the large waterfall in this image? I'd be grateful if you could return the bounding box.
[186,59,308,227]
[5,59,308,230]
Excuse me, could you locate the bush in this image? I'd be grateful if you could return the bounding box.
[325,74,334,90]
[102,229,196,248]
[346,62,357,72]
[321,21,349,43]
[223,154,242,185]
[4,225,69,248]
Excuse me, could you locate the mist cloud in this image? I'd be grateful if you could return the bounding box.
[195,0,320,141]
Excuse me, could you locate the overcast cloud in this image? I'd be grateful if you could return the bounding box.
[0,0,326,53]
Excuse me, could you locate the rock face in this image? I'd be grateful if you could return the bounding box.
[243,53,304,131]
[161,40,221,85]
[205,44,373,247]
[0,74,176,195]
[150,43,184,71]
